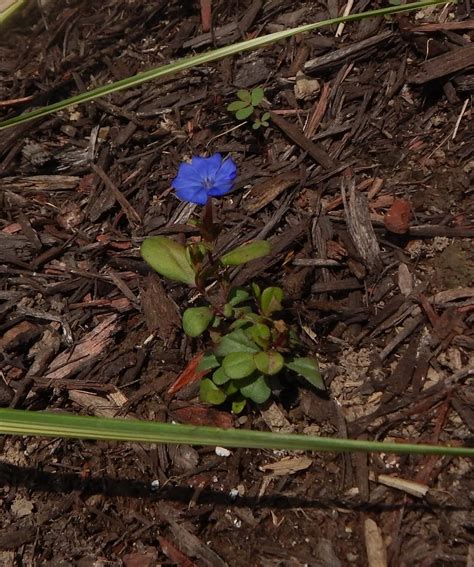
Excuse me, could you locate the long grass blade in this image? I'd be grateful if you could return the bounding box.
[0,0,26,26]
[0,0,452,130]
[0,409,472,456]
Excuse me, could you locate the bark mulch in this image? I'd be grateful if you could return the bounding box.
[0,1,473,565]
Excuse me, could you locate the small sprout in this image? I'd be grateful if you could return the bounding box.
[227,87,270,130]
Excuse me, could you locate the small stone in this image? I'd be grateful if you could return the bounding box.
[215,446,231,457]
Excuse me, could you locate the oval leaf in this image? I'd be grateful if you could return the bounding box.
[212,366,231,385]
[254,351,284,375]
[182,306,214,337]
[196,353,220,372]
[237,89,252,102]
[232,396,247,414]
[200,378,227,405]
[141,236,196,285]
[215,328,260,357]
[286,356,324,389]
[260,286,283,315]
[235,106,254,120]
[220,240,271,266]
[251,87,264,106]
[227,100,249,111]
[240,374,271,404]
[228,288,250,307]
[222,352,256,379]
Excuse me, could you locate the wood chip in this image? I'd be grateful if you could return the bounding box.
[341,175,381,272]
[409,44,474,84]
[364,518,387,567]
[44,314,121,380]
[369,472,429,498]
[269,112,336,169]
[242,172,299,214]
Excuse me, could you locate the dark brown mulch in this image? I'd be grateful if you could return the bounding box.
[1,1,473,565]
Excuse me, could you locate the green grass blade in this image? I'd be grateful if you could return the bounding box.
[0,0,452,130]
[0,0,26,26]
[0,409,472,457]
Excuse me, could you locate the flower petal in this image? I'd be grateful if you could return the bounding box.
[191,153,222,180]
[175,184,209,205]
[208,180,234,198]
[214,157,237,186]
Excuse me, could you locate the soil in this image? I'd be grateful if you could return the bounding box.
[0,1,473,566]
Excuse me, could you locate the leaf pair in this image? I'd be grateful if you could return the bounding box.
[227,87,265,120]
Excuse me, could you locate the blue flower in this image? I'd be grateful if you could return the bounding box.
[172,153,237,205]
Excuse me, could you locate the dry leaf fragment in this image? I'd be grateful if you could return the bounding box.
[260,456,312,476]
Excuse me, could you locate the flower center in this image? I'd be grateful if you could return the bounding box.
[202,176,214,189]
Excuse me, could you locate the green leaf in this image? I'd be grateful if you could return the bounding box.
[222,352,257,379]
[223,303,233,318]
[200,378,227,405]
[251,87,265,106]
[182,306,214,337]
[215,328,260,357]
[221,380,239,395]
[228,288,250,307]
[240,374,271,404]
[227,100,249,112]
[252,120,261,130]
[197,354,220,372]
[251,283,261,300]
[220,240,271,266]
[141,236,196,285]
[237,89,252,103]
[286,357,324,389]
[261,112,271,121]
[232,396,247,414]
[246,323,270,349]
[212,366,231,385]
[235,106,254,120]
[260,287,283,316]
[254,351,284,376]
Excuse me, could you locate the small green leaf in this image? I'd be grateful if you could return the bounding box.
[251,87,264,106]
[227,100,249,112]
[232,396,247,414]
[237,89,252,103]
[252,120,261,130]
[222,380,239,396]
[235,106,254,120]
[261,112,271,121]
[223,303,233,318]
[220,240,271,266]
[200,378,227,405]
[215,328,260,357]
[260,286,283,316]
[240,374,271,404]
[286,356,324,389]
[197,353,220,372]
[228,288,250,307]
[212,366,231,385]
[246,323,270,349]
[254,351,284,375]
[141,236,196,285]
[251,283,261,300]
[222,352,256,379]
[182,306,214,337]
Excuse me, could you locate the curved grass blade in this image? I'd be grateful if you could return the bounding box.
[0,408,472,457]
[0,0,451,130]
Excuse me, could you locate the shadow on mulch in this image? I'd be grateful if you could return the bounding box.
[1,462,468,513]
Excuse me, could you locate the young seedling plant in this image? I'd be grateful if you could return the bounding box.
[227,87,271,130]
[141,154,322,413]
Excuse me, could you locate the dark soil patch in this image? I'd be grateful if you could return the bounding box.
[1,1,473,565]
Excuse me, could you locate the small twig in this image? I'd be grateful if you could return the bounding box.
[452,98,469,140]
